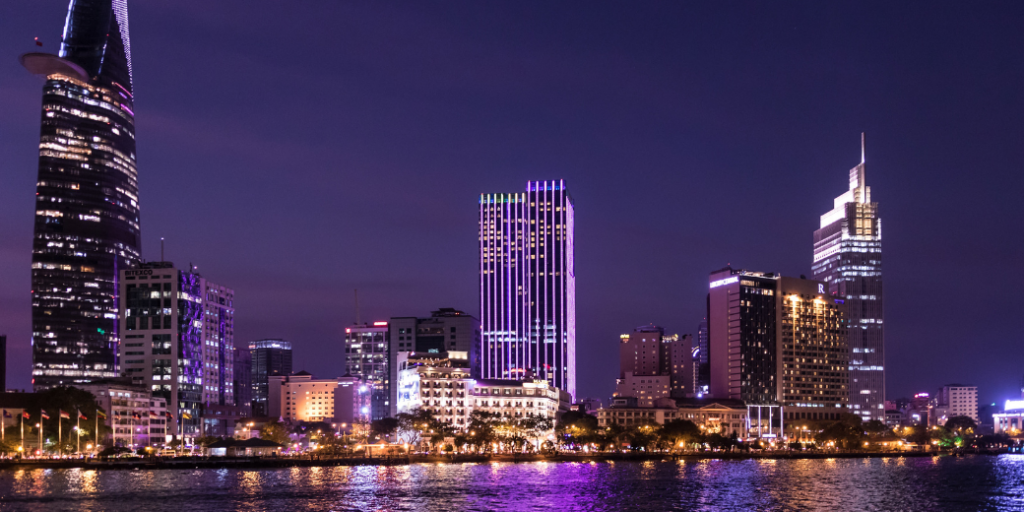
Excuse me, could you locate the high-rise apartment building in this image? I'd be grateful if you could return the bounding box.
[479,180,576,398]
[250,339,292,418]
[344,323,390,420]
[707,268,850,423]
[388,308,480,416]
[812,135,884,421]
[23,0,141,389]
[118,262,235,438]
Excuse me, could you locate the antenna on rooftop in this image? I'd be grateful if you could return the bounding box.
[160,237,165,262]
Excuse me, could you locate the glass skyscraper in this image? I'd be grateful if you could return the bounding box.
[812,135,884,422]
[22,0,140,388]
[478,180,576,399]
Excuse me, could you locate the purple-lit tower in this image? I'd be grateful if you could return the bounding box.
[479,180,576,399]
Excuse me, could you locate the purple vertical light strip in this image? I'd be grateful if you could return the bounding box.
[112,256,119,373]
[479,194,485,378]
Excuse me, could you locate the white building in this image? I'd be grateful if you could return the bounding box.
[396,352,473,426]
[79,382,168,447]
[939,384,978,423]
[395,351,571,428]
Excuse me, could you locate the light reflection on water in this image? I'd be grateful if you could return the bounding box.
[0,456,1021,511]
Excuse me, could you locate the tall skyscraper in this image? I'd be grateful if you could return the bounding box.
[812,134,884,422]
[388,308,480,417]
[233,343,252,417]
[479,180,576,398]
[250,339,292,418]
[118,262,234,438]
[344,323,390,420]
[22,1,140,389]
[707,268,850,423]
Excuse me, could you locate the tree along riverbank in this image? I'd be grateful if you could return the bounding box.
[0,449,1006,471]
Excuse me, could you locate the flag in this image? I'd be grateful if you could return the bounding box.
[182,412,192,420]
[2,410,11,418]
[96,410,107,419]
[40,410,50,420]
[78,410,87,420]
[165,411,173,419]
[22,412,30,420]
[132,413,140,420]
[149,410,158,418]
[59,410,70,420]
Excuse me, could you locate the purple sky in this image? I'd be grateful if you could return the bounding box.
[1,2,1022,405]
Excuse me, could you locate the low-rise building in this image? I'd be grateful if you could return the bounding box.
[268,371,341,423]
[79,382,168,447]
[471,379,571,422]
[595,397,750,436]
[396,351,473,426]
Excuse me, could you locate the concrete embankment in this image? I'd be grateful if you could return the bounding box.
[0,450,1002,471]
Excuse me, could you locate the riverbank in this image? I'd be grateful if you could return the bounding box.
[0,449,1006,471]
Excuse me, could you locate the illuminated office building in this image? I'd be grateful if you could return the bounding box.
[812,134,885,421]
[344,323,390,420]
[707,268,849,425]
[118,262,235,439]
[22,0,141,388]
[250,339,292,417]
[479,180,576,399]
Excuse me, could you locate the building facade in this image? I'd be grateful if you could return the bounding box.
[267,372,341,423]
[395,351,474,427]
[614,326,695,405]
[23,0,141,389]
[388,308,480,416]
[479,180,576,398]
[938,385,979,423]
[233,345,252,417]
[696,320,709,395]
[79,382,168,447]
[812,135,884,421]
[595,397,750,437]
[707,268,850,423]
[118,262,235,438]
[250,339,292,417]
[344,323,390,420]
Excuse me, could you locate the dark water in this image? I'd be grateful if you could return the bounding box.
[0,455,1022,511]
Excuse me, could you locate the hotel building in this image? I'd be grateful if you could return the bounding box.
[479,180,576,398]
[23,0,141,389]
[812,135,885,421]
[707,268,850,426]
[388,308,480,416]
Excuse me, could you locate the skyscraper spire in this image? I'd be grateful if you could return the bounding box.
[861,132,866,164]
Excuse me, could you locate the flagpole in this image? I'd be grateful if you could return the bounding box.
[77,411,81,454]
[58,414,62,457]
[38,411,42,457]
[96,411,99,456]
[2,408,5,442]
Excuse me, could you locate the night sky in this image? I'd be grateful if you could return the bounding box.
[1,2,1022,405]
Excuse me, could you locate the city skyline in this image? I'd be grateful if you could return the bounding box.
[1,2,1022,406]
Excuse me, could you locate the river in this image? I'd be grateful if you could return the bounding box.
[0,455,1021,511]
